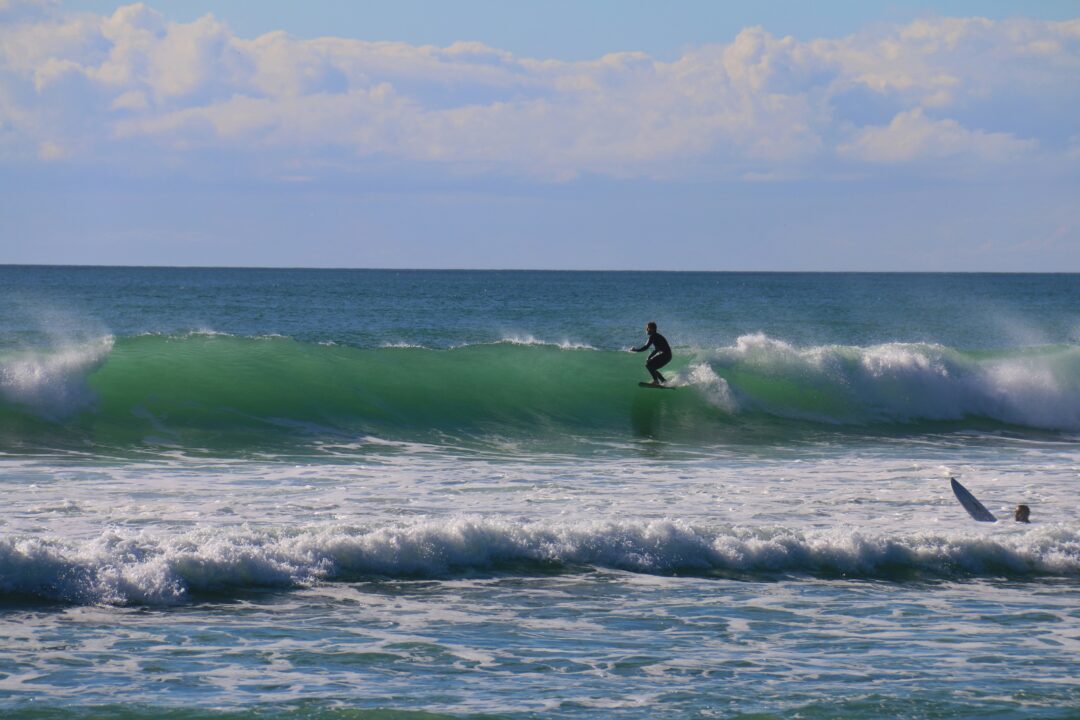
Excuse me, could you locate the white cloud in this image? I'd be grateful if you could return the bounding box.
[838,107,1037,163]
[0,5,1076,180]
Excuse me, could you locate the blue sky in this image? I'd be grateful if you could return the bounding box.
[57,1,1080,59]
[1,1,1078,269]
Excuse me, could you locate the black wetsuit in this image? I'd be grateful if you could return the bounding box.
[633,332,672,384]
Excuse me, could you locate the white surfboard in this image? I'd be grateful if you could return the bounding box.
[950,477,997,523]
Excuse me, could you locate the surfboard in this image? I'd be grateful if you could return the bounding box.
[950,477,997,522]
[638,382,675,390]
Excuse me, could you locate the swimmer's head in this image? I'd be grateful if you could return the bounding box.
[1014,505,1031,523]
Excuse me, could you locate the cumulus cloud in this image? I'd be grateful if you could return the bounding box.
[838,107,1038,163]
[0,4,1076,180]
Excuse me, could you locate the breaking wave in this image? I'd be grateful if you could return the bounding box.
[1,519,1076,605]
[706,333,1080,430]
[1,333,1078,454]
[0,336,113,419]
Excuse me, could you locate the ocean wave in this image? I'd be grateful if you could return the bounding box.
[1,334,1078,454]
[1,519,1076,605]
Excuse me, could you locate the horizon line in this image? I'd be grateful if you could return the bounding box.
[1,263,1078,275]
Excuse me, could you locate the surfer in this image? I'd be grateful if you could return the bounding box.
[631,321,672,386]
[1014,505,1031,523]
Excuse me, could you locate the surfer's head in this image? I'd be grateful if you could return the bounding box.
[1014,505,1031,523]
[646,321,657,334]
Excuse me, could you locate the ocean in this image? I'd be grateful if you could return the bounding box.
[1,267,1077,719]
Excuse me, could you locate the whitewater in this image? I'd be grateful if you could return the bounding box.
[1,267,1078,719]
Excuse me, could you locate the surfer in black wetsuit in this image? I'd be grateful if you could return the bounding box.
[631,321,672,386]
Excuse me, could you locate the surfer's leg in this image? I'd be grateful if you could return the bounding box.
[647,353,672,384]
[646,355,667,384]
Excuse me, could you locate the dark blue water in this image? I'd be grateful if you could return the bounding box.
[4,267,1078,349]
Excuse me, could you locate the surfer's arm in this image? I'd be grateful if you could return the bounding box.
[630,338,653,353]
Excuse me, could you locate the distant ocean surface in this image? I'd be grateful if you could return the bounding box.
[1,267,1078,719]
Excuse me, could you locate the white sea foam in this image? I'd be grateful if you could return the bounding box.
[496,335,598,350]
[684,362,739,413]
[1,519,1075,605]
[708,334,1080,430]
[386,337,596,350]
[0,336,113,418]
[133,329,233,339]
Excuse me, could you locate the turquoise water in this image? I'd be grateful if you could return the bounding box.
[1,268,1078,718]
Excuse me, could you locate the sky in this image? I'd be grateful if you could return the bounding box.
[1,0,1078,270]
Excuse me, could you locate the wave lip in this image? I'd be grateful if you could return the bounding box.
[0,336,113,419]
[711,334,1080,431]
[2,519,1077,606]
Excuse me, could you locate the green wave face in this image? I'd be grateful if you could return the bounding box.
[2,334,1079,456]
[0,336,717,454]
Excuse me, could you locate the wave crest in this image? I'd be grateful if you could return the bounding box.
[0,336,113,419]
[2,519,1076,605]
[710,334,1080,430]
